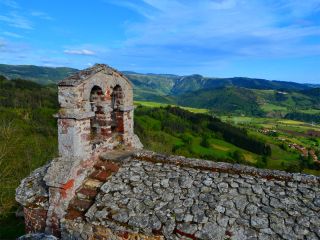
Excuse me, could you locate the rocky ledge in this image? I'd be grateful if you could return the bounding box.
[63,151,320,240]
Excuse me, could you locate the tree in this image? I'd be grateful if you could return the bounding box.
[181,133,193,145]
[256,156,268,168]
[231,150,245,163]
[200,134,211,148]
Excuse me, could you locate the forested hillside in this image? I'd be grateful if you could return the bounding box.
[174,86,320,119]
[0,77,58,238]
[135,106,271,158]
[175,87,264,116]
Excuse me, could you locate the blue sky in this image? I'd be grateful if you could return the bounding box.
[0,0,320,83]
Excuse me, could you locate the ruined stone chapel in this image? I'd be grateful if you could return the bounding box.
[17,64,320,240]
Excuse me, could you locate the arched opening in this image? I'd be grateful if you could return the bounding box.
[111,85,124,133]
[90,85,107,140]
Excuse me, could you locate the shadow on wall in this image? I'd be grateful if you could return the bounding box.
[90,84,124,143]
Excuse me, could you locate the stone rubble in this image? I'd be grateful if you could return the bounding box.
[15,164,49,209]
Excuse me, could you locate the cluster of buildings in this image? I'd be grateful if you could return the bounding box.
[258,129,278,136]
[288,143,320,164]
[259,128,320,164]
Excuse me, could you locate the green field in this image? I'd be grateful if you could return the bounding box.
[134,100,208,113]
[219,114,320,175]
[261,103,288,112]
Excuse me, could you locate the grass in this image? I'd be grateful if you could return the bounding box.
[134,100,168,108]
[209,138,258,163]
[261,103,287,112]
[303,169,320,176]
[134,100,208,113]
[0,210,25,239]
[299,109,320,114]
[278,119,306,125]
[220,115,320,131]
[267,144,300,170]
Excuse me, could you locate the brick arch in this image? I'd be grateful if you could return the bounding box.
[90,85,108,141]
[82,79,108,103]
[110,84,124,133]
[82,75,132,106]
[108,79,132,108]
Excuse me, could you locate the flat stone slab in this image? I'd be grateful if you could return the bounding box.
[84,179,103,189]
[100,150,135,162]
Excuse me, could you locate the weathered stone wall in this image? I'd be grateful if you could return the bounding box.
[62,151,320,240]
[58,119,92,158]
[17,150,320,239]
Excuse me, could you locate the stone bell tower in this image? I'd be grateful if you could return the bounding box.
[49,64,143,234]
[57,64,142,158]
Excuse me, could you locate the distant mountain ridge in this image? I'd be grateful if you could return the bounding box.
[171,75,312,94]
[1,64,319,117]
[0,64,317,93]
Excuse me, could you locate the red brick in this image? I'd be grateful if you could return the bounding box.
[77,187,98,199]
[60,179,74,198]
[70,199,93,212]
[105,162,119,172]
[95,170,112,181]
[101,127,111,136]
[65,208,84,220]
[89,169,101,178]
[95,161,119,172]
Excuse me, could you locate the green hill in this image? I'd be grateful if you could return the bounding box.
[0,64,78,85]
[171,75,312,95]
[126,72,177,104]
[175,87,264,116]
[175,86,320,117]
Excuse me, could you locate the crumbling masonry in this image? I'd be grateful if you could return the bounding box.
[17,64,320,240]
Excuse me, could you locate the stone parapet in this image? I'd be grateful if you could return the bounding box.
[134,150,320,184]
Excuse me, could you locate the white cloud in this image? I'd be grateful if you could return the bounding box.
[64,49,96,56]
[30,11,53,21]
[112,0,320,59]
[0,40,6,48]
[0,12,32,29]
[0,0,19,9]
[103,0,162,19]
[282,0,320,17]
[3,31,23,38]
